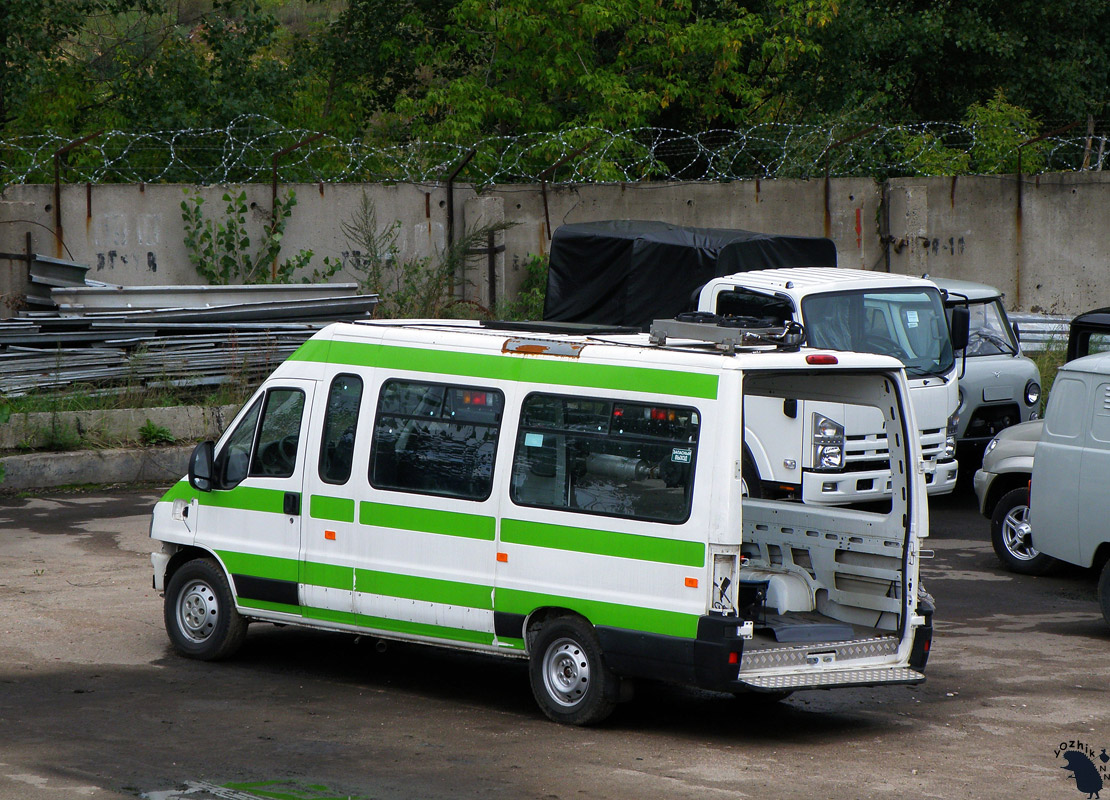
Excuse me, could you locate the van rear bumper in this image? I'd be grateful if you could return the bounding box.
[597,614,745,692]
[598,612,930,694]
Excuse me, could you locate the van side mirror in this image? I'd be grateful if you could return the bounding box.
[949,305,970,351]
[189,441,216,492]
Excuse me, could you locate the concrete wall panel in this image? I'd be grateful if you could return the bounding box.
[5,173,1110,317]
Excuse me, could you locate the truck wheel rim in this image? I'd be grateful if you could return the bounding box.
[1002,505,1039,560]
[542,637,589,708]
[177,579,219,642]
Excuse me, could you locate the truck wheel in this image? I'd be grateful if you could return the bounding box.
[990,487,1055,576]
[528,616,617,726]
[1098,560,1110,629]
[164,558,247,661]
[741,455,762,499]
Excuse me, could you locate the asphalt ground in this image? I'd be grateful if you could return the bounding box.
[0,485,1107,800]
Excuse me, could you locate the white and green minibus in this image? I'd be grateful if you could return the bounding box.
[150,318,934,725]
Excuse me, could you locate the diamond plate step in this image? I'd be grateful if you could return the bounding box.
[738,667,925,691]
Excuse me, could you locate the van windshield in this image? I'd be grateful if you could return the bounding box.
[961,298,1018,356]
[801,288,955,377]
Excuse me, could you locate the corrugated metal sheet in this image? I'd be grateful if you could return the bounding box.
[6,278,379,397]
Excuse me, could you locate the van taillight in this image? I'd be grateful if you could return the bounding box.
[806,354,839,365]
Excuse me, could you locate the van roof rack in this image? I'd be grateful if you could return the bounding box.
[649,315,804,353]
[479,320,642,336]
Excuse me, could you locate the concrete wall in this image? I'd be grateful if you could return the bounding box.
[5,172,1110,317]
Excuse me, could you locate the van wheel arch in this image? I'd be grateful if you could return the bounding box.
[985,473,1030,520]
[526,612,619,725]
[163,556,247,661]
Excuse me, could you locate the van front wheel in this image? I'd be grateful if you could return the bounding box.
[529,616,617,726]
[164,558,247,661]
[990,487,1054,576]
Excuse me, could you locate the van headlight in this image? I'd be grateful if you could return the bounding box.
[812,413,844,470]
[984,437,999,457]
[956,387,966,414]
[1024,380,1041,406]
[945,412,959,459]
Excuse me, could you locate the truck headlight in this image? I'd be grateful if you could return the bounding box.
[945,412,959,459]
[812,413,844,470]
[1024,380,1041,407]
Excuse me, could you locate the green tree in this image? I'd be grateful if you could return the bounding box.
[0,0,159,133]
[352,0,838,142]
[789,0,1110,124]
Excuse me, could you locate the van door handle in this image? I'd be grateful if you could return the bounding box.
[283,492,301,516]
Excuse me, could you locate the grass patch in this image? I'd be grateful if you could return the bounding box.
[5,381,254,415]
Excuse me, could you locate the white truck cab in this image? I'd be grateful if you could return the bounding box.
[150,317,934,725]
[698,267,961,504]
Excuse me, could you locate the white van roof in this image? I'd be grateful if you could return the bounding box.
[710,267,941,297]
[284,319,905,377]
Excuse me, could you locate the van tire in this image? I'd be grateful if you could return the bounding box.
[741,454,762,499]
[528,616,617,726]
[990,487,1055,576]
[164,558,247,661]
[1098,560,1110,628]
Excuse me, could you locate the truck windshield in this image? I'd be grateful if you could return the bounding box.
[802,288,955,377]
[960,298,1018,356]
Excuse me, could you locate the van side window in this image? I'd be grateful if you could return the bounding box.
[1044,377,1086,440]
[369,380,504,501]
[715,288,792,324]
[215,397,263,488]
[247,389,306,478]
[1090,383,1110,444]
[318,374,363,485]
[510,393,699,524]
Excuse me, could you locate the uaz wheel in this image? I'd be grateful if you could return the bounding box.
[528,616,617,725]
[164,558,247,661]
[990,487,1054,576]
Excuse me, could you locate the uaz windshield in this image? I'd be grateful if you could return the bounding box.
[802,288,955,377]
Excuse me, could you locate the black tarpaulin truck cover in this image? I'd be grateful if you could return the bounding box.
[543,220,837,328]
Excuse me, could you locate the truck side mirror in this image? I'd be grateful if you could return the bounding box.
[189,441,216,492]
[949,305,970,351]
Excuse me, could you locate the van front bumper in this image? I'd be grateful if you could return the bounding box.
[801,458,957,504]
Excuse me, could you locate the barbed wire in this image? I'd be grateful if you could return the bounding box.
[2,115,1106,186]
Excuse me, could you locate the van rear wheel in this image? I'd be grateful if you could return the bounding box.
[1098,561,1110,628]
[990,487,1055,576]
[528,616,617,726]
[164,558,247,661]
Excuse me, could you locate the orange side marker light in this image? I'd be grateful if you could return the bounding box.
[324,530,336,541]
[496,552,508,563]
[684,577,698,588]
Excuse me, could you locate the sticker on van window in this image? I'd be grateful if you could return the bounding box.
[906,310,919,328]
[524,433,545,447]
[671,448,692,463]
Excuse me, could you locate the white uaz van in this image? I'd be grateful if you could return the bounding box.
[150,318,935,725]
[1028,350,1110,626]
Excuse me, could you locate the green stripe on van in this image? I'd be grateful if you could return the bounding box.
[352,613,496,646]
[310,494,356,523]
[500,518,705,568]
[161,481,287,515]
[302,560,352,591]
[355,569,492,609]
[217,550,300,582]
[359,501,496,541]
[290,339,719,400]
[496,587,698,639]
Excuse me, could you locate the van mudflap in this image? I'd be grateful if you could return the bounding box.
[736,666,925,692]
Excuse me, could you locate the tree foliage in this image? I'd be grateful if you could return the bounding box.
[5,0,1110,179]
[378,0,838,141]
[788,0,1110,125]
